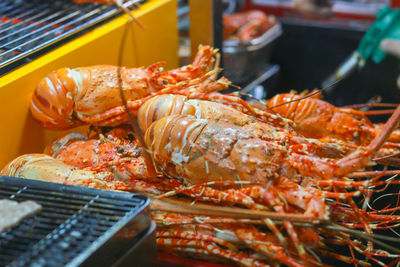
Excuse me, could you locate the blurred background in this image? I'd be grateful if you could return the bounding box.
[178,0,400,110]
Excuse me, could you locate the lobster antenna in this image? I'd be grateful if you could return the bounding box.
[235,91,267,105]
[116,19,157,177]
[114,0,146,30]
[326,224,400,254]
[342,97,398,115]
[228,82,242,91]
[342,102,399,109]
[373,152,400,167]
[266,89,323,111]
[151,198,327,224]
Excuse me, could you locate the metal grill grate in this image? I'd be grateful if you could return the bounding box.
[0,176,151,267]
[0,0,144,75]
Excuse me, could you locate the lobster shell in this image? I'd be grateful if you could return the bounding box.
[30,46,218,130]
[144,114,290,184]
[30,66,157,130]
[137,94,253,133]
[31,68,78,130]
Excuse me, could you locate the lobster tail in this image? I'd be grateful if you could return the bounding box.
[138,95,191,132]
[0,154,69,183]
[1,153,132,190]
[30,68,81,130]
[144,115,208,180]
[137,94,253,134]
[266,93,301,119]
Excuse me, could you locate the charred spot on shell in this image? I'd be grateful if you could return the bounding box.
[101,126,115,134]
[126,148,141,157]
[127,133,135,141]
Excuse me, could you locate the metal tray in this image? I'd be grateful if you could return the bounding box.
[223,23,282,84]
[0,176,153,267]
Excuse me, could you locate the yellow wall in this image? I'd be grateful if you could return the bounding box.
[0,0,178,168]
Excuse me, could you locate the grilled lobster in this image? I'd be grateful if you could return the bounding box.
[138,94,363,157]
[4,55,400,265]
[30,45,220,130]
[138,94,400,264]
[0,153,132,191]
[223,10,277,42]
[266,91,400,145]
[4,95,400,266]
[43,126,166,194]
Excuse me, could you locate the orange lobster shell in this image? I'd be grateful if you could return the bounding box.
[30,46,218,130]
[267,92,400,145]
[223,10,277,42]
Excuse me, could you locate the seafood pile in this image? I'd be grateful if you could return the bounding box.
[223,10,277,43]
[3,46,400,266]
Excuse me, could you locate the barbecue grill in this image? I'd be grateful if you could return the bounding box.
[0,176,156,267]
[0,0,146,75]
[0,0,178,168]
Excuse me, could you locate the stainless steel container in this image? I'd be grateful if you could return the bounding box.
[223,23,282,84]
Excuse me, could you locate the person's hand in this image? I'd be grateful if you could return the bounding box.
[380,39,400,88]
[292,0,332,18]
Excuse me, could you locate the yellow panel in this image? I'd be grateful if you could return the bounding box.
[0,0,178,168]
[189,0,213,60]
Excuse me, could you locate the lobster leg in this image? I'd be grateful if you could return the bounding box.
[238,184,311,265]
[156,230,238,251]
[153,213,267,226]
[240,181,328,220]
[334,103,400,178]
[157,238,270,267]
[157,182,268,210]
[234,227,306,267]
[157,181,309,257]
[317,250,372,267]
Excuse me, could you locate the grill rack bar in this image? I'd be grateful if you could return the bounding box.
[0,0,144,74]
[0,176,151,267]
